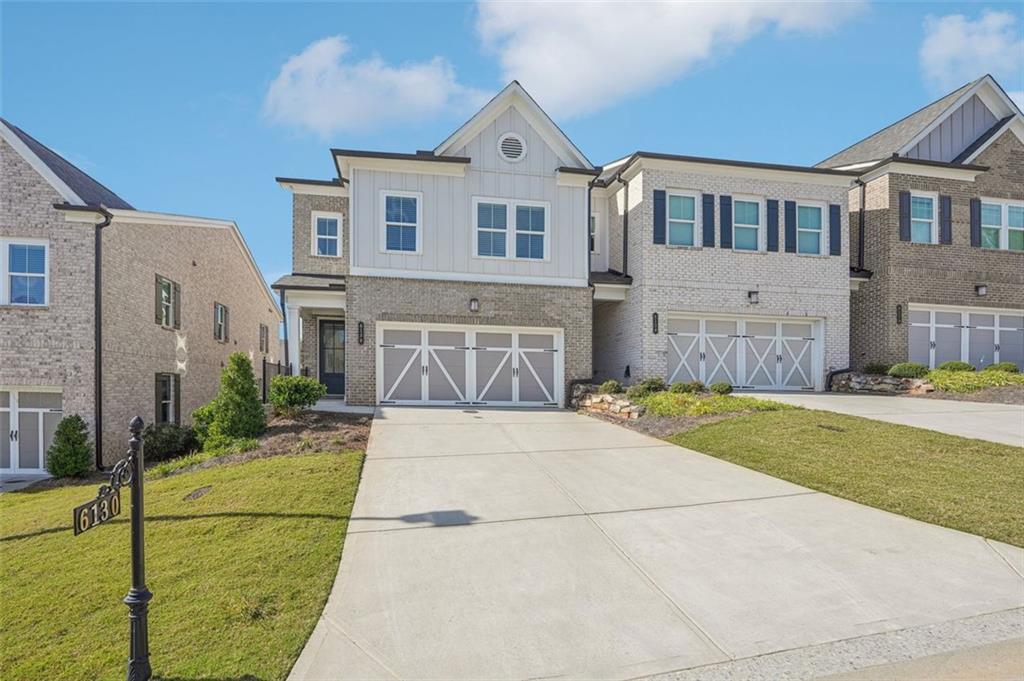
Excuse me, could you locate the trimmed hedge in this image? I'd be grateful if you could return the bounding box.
[863,362,891,375]
[670,380,704,394]
[142,423,200,462]
[887,362,929,379]
[625,377,667,400]
[709,382,733,395]
[598,379,623,394]
[983,362,1019,373]
[937,361,974,372]
[269,375,327,417]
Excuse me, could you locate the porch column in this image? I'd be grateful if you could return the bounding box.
[286,301,301,372]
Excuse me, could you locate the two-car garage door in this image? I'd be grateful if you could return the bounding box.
[377,323,563,406]
[909,306,1024,369]
[666,315,821,390]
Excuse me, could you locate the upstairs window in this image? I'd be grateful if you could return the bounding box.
[1012,206,1024,251]
[981,200,1024,251]
[796,204,823,255]
[312,212,342,257]
[733,199,760,251]
[476,202,508,257]
[910,194,936,244]
[667,193,696,246]
[382,192,420,253]
[515,205,546,259]
[214,302,229,342]
[155,274,181,329]
[590,215,598,253]
[3,241,47,306]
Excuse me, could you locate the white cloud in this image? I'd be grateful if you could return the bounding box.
[263,36,487,136]
[475,1,865,118]
[920,10,1024,108]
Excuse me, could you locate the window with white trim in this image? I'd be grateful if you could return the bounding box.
[382,192,420,253]
[796,203,824,255]
[312,212,342,257]
[472,198,548,260]
[733,199,760,251]
[515,204,546,259]
[214,302,229,342]
[1,239,48,306]
[155,274,180,329]
[980,199,1024,251]
[259,323,270,353]
[910,193,936,244]
[667,193,697,246]
[590,215,598,253]
[476,201,508,257]
[155,373,178,425]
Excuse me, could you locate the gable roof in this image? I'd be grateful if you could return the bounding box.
[433,81,593,169]
[951,115,1016,164]
[0,118,133,209]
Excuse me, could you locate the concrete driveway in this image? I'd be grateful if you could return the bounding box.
[747,392,1024,447]
[289,408,1024,680]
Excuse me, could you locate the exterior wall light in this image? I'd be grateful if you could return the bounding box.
[357,321,365,345]
[469,297,480,312]
[975,284,988,297]
[896,304,902,324]
[652,312,659,334]
[748,290,759,304]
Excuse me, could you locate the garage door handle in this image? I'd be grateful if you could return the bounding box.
[10,430,16,441]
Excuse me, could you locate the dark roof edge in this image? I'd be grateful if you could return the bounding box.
[271,284,347,292]
[52,202,112,217]
[951,116,1015,164]
[330,148,471,164]
[557,166,601,176]
[865,154,989,174]
[850,267,873,279]
[615,152,860,178]
[275,176,348,187]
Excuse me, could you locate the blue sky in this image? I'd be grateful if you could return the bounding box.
[3,2,1022,285]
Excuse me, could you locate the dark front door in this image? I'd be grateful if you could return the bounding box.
[319,320,345,395]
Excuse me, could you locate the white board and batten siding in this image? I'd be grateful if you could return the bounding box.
[905,95,997,163]
[349,105,590,287]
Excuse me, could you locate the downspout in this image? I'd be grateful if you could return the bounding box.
[616,176,629,276]
[93,207,112,469]
[279,289,289,371]
[854,178,866,271]
[586,182,592,274]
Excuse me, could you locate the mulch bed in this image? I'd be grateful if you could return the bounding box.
[907,384,1024,405]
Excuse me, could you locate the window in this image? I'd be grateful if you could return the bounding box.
[733,199,760,251]
[515,204,546,259]
[980,199,1024,251]
[476,202,508,257]
[259,323,270,353]
[796,203,824,255]
[382,192,420,253]
[590,215,598,253]
[155,373,179,425]
[312,212,342,257]
[1,240,48,306]
[214,302,229,342]
[910,193,935,244]
[155,275,180,328]
[667,193,696,246]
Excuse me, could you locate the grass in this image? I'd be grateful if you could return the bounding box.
[148,437,259,478]
[637,391,797,417]
[670,410,1024,546]
[926,368,1024,393]
[0,450,363,681]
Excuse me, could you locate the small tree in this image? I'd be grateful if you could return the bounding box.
[46,415,93,478]
[269,375,327,417]
[208,353,266,441]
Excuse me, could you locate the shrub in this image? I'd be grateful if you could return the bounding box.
[46,415,93,478]
[598,379,622,394]
[983,362,1019,373]
[887,362,929,379]
[670,380,704,394]
[863,362,891,375]
[937,360,974,372]
[625,377,667,400]
[269,375,327,417]
[927,368,1024,393]
[208,353,266,441]
[709,382,733,395]
[142,423,200,462]
[191,402,215,444]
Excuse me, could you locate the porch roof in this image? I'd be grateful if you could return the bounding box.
[271,273,346,291]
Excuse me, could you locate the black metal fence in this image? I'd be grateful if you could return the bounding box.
[260,359,311,402]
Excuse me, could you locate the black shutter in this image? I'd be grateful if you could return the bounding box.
[155,275,162,325]
[898,191,911,241]
[829,204,842,256]
[970,198,982,247]
[766,199,779,252]
[938,195,952,245]
[784,201,796,253]
[702,194,715,247]
[224,307,230,341]
[719,195,732,249]
[172,282,181,329]
[214,304,219,340]
[653,190,666,244]
[173,374,181,425]
[154,374,162,423]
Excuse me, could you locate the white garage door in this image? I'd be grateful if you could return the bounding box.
[666,315,820,390]
[909,306,1024,369]
[377,324,563,406]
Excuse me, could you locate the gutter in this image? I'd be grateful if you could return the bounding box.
[855,178,866,271]
[616,176,629,276]
[280,289,290,373]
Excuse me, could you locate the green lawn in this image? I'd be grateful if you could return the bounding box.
[637,391,796,417]
[1,451,363,681]
[670,411,1024,546]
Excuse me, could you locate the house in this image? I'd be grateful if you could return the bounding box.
[0,119,282,477]
[818,75,1024,370]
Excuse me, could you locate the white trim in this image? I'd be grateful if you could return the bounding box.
[909,191,939,244]
[310,210,344,258]
[0,121,83,205]
[731,194,765,252]
[0,388,63,475]
[283,289,346,310]
[858,161,986,184]
[907,304,1024,369]
[590,213,599,255]
[555,170,593,188]
[908,302,1024,315]
[341,157,467,178]
[349,265,588,288]
[961,116,1024,164]
[470,196,550,262]
[497,132,527,164]
[625,157,855,187]
[277,180,348,197]
[0,237,50,307]
[379,190,424,255]
[593,283,628,301]
[794,200,827,255]
[978,196,1024,252]
[665,189,701,248]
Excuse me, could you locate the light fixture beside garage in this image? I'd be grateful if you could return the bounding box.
[357,321,365,345]
[469,297,480,312]
[747,290,759,304]
[975,283,988,297]
[896,304,903,324]
[652,312,659,334]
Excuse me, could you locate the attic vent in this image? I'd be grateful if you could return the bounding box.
[498,133,526,163]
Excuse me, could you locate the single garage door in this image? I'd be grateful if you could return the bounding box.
[909,306,1024,369]
[666,315,820,390]
[377,324,563,406]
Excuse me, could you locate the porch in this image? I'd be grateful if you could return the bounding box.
[271,274,347,398]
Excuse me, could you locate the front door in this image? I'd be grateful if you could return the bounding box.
[318,320,345,395]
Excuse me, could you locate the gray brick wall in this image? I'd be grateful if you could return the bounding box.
[291,193,349,276]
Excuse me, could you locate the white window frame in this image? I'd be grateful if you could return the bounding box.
[590,214,599,254]
[795,200,827,255]
[214,302,228,342]
[666,190,701,248]
[909,191,938,245]
[155,373,176,424]
[979,197,1024,251]
[310,211,343,258]
[732,195,764,252]
[379,190,423,255]
[471,196,550,262]
[1,237,49,306]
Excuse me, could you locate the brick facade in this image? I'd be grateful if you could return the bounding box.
[291,193,349,276]
[849,133,1024,368]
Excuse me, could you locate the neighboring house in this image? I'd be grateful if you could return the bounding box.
[818,75,1024,370]
[0,119,282,476]
[590,155,856,391]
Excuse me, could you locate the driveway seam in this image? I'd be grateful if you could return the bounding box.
[366,442,669,461]
[320,615,402,680]
[984,539,1024,579]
